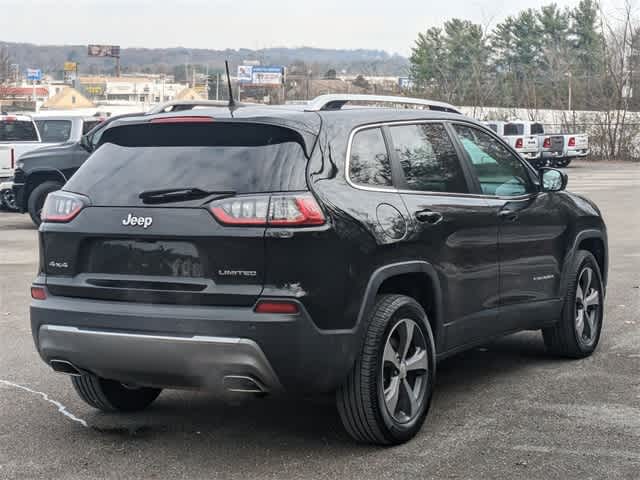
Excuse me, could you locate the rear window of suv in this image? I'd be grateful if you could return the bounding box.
[504,123,524,136]
[0,119,38,142]
[35,120,72,142]
[66,122,310,205]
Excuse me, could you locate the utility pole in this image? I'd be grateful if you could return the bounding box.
[216,72,219,100]
[566,71,573,112]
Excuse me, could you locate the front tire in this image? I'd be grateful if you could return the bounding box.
[28,181,62,226]
[336,294,436,445]
[72,375,161,412]
[543,251,604,358]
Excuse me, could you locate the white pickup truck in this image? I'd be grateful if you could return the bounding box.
[0,114,43,180]
[485,121,542,164]
[486,120,588,168]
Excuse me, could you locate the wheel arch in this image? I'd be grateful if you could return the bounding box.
[356,261,444,352]
[562,229,608,298]
[24,169,67,204]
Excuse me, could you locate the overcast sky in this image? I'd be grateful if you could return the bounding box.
[0,0,631,56]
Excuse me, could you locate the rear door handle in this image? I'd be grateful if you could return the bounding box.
[498,209,519,222]
[415,210,443,225]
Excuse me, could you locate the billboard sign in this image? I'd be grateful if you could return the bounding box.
[83,84,105,96]
[63,62,77,72]
[88,44,121,58]
[398,77,414,90]
[26,68,42,81]
[250,66,284,86]
[237,65,253,83]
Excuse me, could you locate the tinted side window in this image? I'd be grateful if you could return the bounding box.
[35,120,72,142]
[349,128,392,187]
[389,123,468,193]
[454,124,533,197]
[487,123,498,133]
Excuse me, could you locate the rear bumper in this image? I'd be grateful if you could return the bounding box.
[519,151,541,160]
[565,149,590,158]
[39,325,282,392]
[31,292,360,394]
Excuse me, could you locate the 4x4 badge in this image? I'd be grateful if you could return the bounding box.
[122,213,153,229]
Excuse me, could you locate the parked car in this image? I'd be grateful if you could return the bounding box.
[554,132,589,167]
[30,94,607,445]
[485,120,543,164]
[487,120,588,168]
[12,113,143,225]
[1,114,102,185]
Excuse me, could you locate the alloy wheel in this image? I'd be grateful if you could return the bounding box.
[382,318,429,424]
[575,266,601,347]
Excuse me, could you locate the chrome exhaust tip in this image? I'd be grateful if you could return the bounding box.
[223,375,267,393]
[50,359,83,377]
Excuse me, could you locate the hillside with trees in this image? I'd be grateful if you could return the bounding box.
[0,43,408,81]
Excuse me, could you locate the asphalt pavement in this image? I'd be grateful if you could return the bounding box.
[0,160,638,479]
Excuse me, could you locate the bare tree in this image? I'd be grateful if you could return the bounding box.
[595,0,638,159]
[0,45,11,84]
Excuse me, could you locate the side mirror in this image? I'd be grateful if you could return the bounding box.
[79,134,92,152]
[540,168,567,192]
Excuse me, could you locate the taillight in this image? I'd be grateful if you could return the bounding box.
[31,286,47,300]
[269,195,325,226]
[543,137,551,148]
[568,137,576,147]
[41,191,89,223]
[255,300,299,314]
[209,193,325,227]
[210,195,270,225]
[515,138,524,149]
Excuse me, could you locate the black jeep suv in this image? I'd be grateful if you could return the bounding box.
[30,95,608,445]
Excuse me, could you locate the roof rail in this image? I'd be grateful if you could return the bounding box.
[303,94,461,114]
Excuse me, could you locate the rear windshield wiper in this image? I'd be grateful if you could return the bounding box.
[139,187,236,204]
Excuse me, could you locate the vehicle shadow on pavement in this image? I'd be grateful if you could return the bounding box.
[81,332,554,450]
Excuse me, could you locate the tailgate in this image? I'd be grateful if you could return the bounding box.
[0,145,13,177]
[41,120,315,307]
[522,135,539,152]
[574,135,588,149]
[542,135,564,153]
[42,207,265,306]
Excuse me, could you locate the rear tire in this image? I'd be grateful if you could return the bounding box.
[28,181,62,227]
[543,251,604,358]
[553,157,571,168]
[336,294,436,445]
[72,375,161,412]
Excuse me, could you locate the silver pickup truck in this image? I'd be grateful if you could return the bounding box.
[487,120,588,168]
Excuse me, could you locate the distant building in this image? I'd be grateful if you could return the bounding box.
[42,87,95,110]
[78,75,188,104]
[175,87,204,101]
